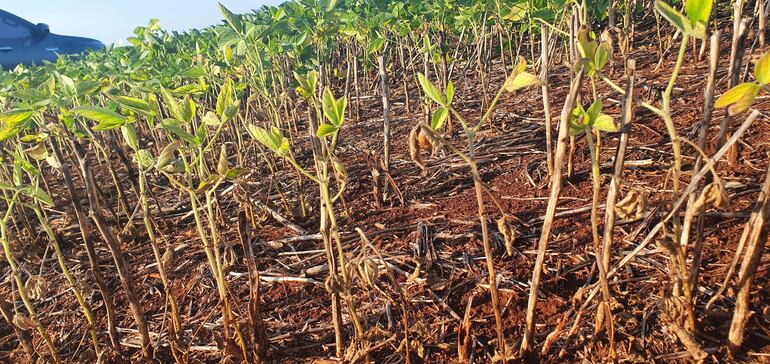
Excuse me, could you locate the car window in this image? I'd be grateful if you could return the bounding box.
[0,13,32,40]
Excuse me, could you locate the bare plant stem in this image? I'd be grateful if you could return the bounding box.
[521,70,584,356]
[138,168,184,356]
[585,129,616,360]
[33,207,100,356]
[1,193,60,363]
[49,136,120,349]
[541,28,554,176]
[661,34,689,238]
[601,59,635,273]
[728,161,770,353]
[686,32,721,296]
[70,138,152,358]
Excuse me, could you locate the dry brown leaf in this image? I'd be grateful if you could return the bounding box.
[497,216,516,256]
[595,301,607,335]
[614,190,648,220]
[702,182,730,209]
[408,125,426,172]
[12,313,36,331]
[25,275,48,301]
[406,262,422,284]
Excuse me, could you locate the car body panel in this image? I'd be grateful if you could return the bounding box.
[0,9,104,69]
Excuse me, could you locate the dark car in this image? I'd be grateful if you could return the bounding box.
[0,9,105,69]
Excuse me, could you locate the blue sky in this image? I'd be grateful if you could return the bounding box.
[3,1,284,45]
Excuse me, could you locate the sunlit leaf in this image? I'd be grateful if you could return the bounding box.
[202,111,221,127]
[216,79,234,119]
[112,95,154,115]
[218,2,244,35]
[121,125,139,151]
[755,53,770,85]
[593,114,618,132]
[161,88,184,122]
[506,71,541,92]
[728,86,760,115]
[25,144,48,161]
[715,83,761,109]
[685,0,712,25]
[156,141,180,168]
[0,109,34,142]
[594,42,610,72]
[71,106,127,131]
[655,0,692,34]
[431,107,449,130]
[417,73,446,105]
[317,123,338,137]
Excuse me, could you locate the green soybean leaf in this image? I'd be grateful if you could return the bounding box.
[176,67,205,78]
[593,114,618,132]
[504,71,541,92]
[181,96,196,123]
[156,141,180,168]
[161,88,184,122]
[594,42,610,72]
[76,80,100,95]
[0,109,34,125]
[216,79,234,118]
[715,83,760,109]
[755,53,770,85]
[685,0,712,25]
[569,121,587,136]
[322,88,341,126]
[218,2,244,35]
[417,73,446,105]
[224,167,248,180]
[728,85,761,115]
[197,174,223,192]
[112,95,153,114]
[431,107,449,130]
[171,84,201,96]
[136,149,155,169]
[317,123,338,137]
[655,0,692,34]
[335,96,347,126]
[248,125,272,149]
[690,22,707,39]
[121,125,139,151]
[0,109,34,142]
[161,120,199,145]
[22,185,53,206]
[13,153,39,177]
[248,125,289,156]
[586,100,603,123]
[71,106,127,131]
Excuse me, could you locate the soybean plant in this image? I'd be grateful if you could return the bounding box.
[415,57,540,362]
[572,25,618,359]
[153,83,250,359]
[249,71,365,358]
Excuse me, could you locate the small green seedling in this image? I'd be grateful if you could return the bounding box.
[569,100,618,135]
